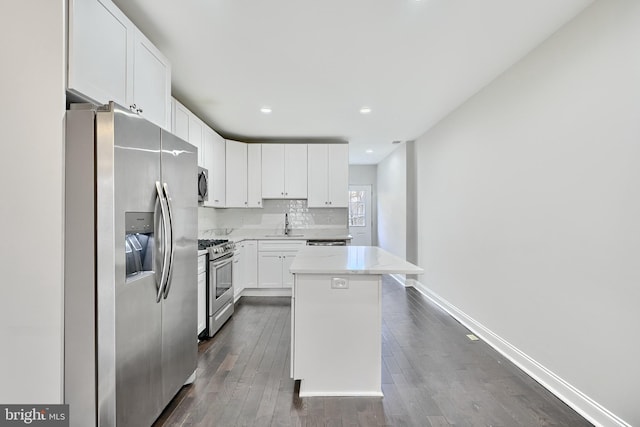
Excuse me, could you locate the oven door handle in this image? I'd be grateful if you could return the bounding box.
[211,253,233,268]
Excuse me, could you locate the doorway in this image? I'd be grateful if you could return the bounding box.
[348,185,372,246]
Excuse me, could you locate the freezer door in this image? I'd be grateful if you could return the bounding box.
[160,129,198,403]
[108,104,164,427]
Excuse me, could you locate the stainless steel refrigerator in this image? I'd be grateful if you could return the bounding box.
[64,102,198,427]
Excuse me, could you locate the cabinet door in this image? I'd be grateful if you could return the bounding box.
[225,140,248,207]
[307,144,328,207]
[197,271,206,335]
[247,144,263,208]
[244,241,258,288]
[132,28,171,129]
[197,253,207,335]
[281,252,297,288]
[171,98,190,142]
[68,0,133,106]
[258,253,283,288]
[188,115,204,166]
[261,144,285,198]
[284,144,308,199]
[202,127,224,207]
[233,246,244,298]
[327,144,349,207]
[211,132,226,207]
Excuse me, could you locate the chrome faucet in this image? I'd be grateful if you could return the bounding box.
[284,213,291,236]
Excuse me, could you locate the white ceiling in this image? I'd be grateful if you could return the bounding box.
[112,0,593,164]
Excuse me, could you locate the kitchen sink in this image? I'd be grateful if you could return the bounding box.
[264,234,305,238]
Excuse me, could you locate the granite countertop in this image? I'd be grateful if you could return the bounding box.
[290,246,424,275]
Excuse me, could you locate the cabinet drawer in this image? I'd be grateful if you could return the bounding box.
[258,240,306,252]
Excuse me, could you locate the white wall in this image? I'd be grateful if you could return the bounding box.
[349,165,377,245]
[414,0,640,425]
[0,1,66,402]
[377,144,406,258]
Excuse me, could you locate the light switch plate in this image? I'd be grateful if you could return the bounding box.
[331,278,348,289]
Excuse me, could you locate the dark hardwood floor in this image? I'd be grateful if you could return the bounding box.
[154,277,592,427]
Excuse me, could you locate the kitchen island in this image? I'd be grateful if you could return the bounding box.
[289,246,423,397]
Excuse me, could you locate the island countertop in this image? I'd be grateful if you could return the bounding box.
[289,245,424,275]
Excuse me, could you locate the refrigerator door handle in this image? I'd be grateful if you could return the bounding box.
[162,182,175,299]
[156,181,171,302]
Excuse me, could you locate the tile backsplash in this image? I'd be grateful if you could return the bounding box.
[198,199,347,234]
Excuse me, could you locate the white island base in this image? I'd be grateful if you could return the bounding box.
[289,246,424,397]
[292,274,383,397]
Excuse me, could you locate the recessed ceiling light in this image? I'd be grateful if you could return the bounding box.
[359,107,372,114]
[260,107,272,114]
[366,149,374,154]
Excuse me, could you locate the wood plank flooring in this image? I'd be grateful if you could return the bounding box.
[153,277,592,427]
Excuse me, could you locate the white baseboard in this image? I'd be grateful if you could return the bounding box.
[409,280,629,427]
[238,288,292,300]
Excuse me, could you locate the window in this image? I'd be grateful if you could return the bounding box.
[348,190,366,227]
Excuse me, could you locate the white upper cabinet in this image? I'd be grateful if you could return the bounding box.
[224,141,263,208]
[68,0,131,107]
[327,144,349,207]
[261,144,307,199]
[307,144,329,207]
[132,29,171,129]
[171,98,190,142]
[261,144,285,198]
[188,115,204,167]
[68,0,171,129]
[247,144,262,208]
[203,128,226,208]
[172,98,227,207]
[225,140,248,208]
[285,144,308,199]
[307,144,349,207]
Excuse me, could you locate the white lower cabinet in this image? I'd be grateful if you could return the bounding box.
[197,254,207,336]
[258,240,305,288]
[233,245,244,299]
[244,241,258,288]
[258,252,285,288]
[282,253,297,288]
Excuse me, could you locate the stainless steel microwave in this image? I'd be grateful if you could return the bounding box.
[197,167,208,202]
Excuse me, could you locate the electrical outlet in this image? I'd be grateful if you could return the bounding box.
[331,278,348,289]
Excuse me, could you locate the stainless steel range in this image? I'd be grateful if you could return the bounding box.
[198,239,236,338]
